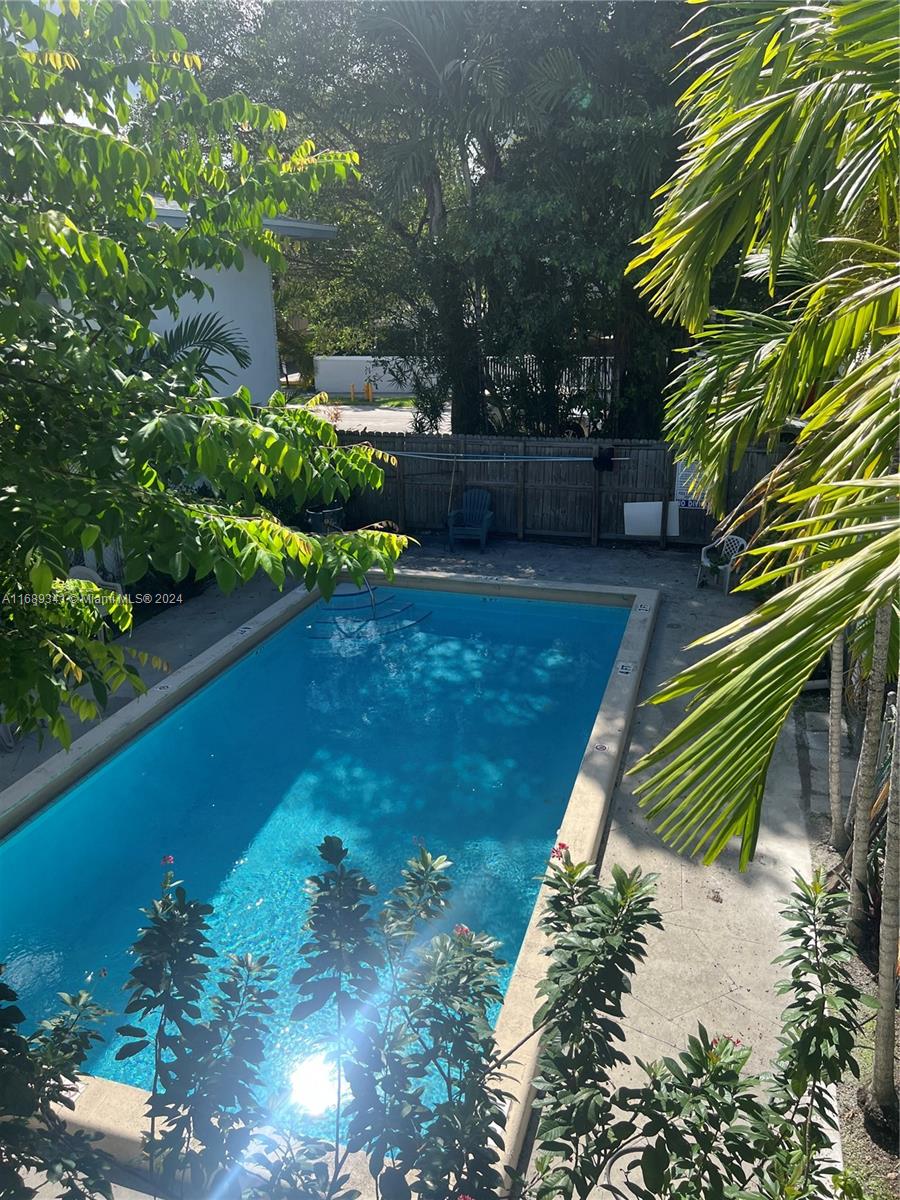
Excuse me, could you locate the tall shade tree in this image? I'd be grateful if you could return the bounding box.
[171,0,685,436]
[626,0,899,866]
[0,0,404,746]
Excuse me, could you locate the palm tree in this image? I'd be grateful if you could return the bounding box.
[828,632,849,851]
[357,2,518,432]
[625,0,899,867]
[872,707,898,1112]
[848,603,892,941]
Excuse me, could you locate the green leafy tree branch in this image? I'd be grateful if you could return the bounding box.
[0,0,405,746]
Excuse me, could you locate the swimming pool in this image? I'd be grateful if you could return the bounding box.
[0,579,632,1127]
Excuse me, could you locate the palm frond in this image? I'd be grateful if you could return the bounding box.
[152,312,252,385]
[636,336,900,864]
[525,46,589,113]
[663,240,898,516]
[628,0,899,866]
[629,1,900,332]
[633,523,899,867]
[663,310,791,515]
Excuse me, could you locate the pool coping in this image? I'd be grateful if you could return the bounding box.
[4,568,659,1190]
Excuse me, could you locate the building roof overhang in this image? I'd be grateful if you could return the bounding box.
[152,199,336,240]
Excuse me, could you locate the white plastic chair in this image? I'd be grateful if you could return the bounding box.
[69,566,124,638]
[697,534,747,594]
[68,565,123,594]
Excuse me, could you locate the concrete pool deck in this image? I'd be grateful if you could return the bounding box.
[10,538,814,1195]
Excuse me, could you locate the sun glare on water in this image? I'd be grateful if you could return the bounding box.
[289,1051,339,1116]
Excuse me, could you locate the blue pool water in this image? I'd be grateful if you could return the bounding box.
[0,585,627,1123]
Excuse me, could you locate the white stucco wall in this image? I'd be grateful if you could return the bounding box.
[153,252,280,403]
[314,355,429,396]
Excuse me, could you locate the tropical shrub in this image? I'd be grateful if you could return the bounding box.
[117,839,513,1199]
[115,869,278,1192]
[0,970,112,1199]
[525,859,663,1197]
[523,871,870,1199]
[2,850,871,1200]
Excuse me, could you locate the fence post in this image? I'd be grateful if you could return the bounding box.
[517,439,526,540]
[396,452,406,532]
[659,446,675,549]
[590,440,601,546]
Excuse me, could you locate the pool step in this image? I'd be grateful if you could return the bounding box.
[308,586,432,639]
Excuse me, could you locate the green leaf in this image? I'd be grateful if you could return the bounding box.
[214,559,238,593]
[114,1040,149,1060]
[115,1024,147,1038]
[29,561,54,595]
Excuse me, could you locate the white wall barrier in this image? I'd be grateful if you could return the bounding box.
[313,356,431,397]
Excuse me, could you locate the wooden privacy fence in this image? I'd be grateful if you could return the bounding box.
[338,432,780,545]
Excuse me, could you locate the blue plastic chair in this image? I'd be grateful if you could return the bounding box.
[448,488,494,552]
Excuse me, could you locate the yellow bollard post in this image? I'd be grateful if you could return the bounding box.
[350,383,356,402]
[365,381,373,402]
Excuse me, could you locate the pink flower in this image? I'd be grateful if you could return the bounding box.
[550,841,569,861]
[161,854,174,866]
[458,1195,475,1200]
[711,1035,742,1051]
[453,924,471,938]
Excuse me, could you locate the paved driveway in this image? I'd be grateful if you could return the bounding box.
[330,403,450,434]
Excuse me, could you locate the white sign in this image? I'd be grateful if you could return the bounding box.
[675,461,706,510]
[623,501,680,538]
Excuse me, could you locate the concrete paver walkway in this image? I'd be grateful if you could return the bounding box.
[605,724,809,1080]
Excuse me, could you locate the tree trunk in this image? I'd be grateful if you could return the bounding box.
[424,170,446,239]
[849,604,892,944]
[872,712,898,1112]
[430,259,483,434]
[829,632,850,852]
[448,340,483,433]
